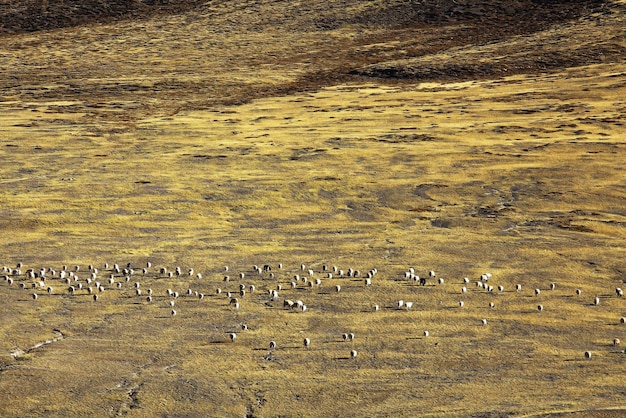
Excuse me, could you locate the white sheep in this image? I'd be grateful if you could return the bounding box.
[350,350,357,359]
[516,284,522,292]
[303,338,311,348]
[335,285,341,293]
[594,297,600,306]
[535,288,541,296]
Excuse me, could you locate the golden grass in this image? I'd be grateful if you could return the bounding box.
[1,1,626,417]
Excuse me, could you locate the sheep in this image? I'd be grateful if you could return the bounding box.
[342,333,349,342]
[270,290,279,301]
[537,304,544,312]
[614,338,621,346]
[584,351,592,359]
[481,319,488,326]
[171,309,177,317]
[308,269,314,277]
[459,301,464,308]
[301,264,306,271]
[397,300,404,309]
[348,333,355,341]
[616,288,624,297]
[116,282,122,289]
[516,284,522,292]
[249,285,255,293]
[594,297,600,306]
[350,350,357,359]
[301,305,307,312]
[188,268,194,276]
[7,278,13,286]
[423,330,429,337]
[429,271,436,278]
[278,263,283,269]
[405,301,414,310]
[175,267,182,276]
[365,278,372,287]
[160,267,167,275]
[550,283,556,290]
[32,293,38,301]
[146,296,152,303]
[196,273,202,280]
[93,294,99,302]
[46,286,53,295]
[498,285,504,293]
[303,338,311,348]
[374,304,380,311]
[335,285,341,293]
[198,293,204,300]
[621,317,626,324]
[269,341,277,351]
[170,300,175,307]
[461,287,467,294]
[68,286,76,295]
[489,302,495,309]
[241,323,248,331]
[576,288,582,296]
[284,299,294,309]
[463,277,470,284]
[535,289,541,296]
[216,288,222,295]
[136,289,142,296]
[438,278,444,285]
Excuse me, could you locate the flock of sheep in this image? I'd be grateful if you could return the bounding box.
[2,260,625,361]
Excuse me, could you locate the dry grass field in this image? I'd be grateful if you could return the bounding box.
[1,0,626,416]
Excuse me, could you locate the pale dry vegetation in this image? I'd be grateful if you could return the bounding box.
[1,0,626,416]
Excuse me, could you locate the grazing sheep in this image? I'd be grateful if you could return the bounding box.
[374,305,380,311]
[342,333,349,342]
[405,301,414,310]
[93,294,99,302]
[614,338,621,346]
[241,323,248,331]
[198,293,204,300]
[535,289,541,296]
[301,304,307,312]
[550,283,556,290]
[397,300,404,309]
[349,333,355,341]
[68,286,76,295]
[335,285,341,293]
[584,351,592,359]
[481,319,488,326]
[146,296,152,303]
[32,293,38,301]
[278,263,283,269]
[170,300,175,307]
[117,283,122,289]
[350,350,357,359]
[249,285,255,293]
[304,338,311,348]
[284,299,294,309]
[537,304,544,312]
[461,287,467,294]
[47,287,53,295]
[423,330,429,337]
[459,301,464,308]
[438,278,444,285]
[616,288,624,297]
[489,302,495,309]
[576,289,582,295]
[429,271,436,278]
[308,269,314,277]
[160,267,167,275]
[365,278,372,287]
[516,284,522,292]
[419,277,427,286]
[216,288,222,295]
[196,273,202,279]
[270,290,279,301]
[188,268,194,276]
[171,309,176,317]
[136,289,142,296]
[301,264,306,271]
[621,317,626,324]
[463,277,470,284]
[269,341,277,351]
[594,297,600,306]
[175,267,181,276]
[498,285,504,293]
